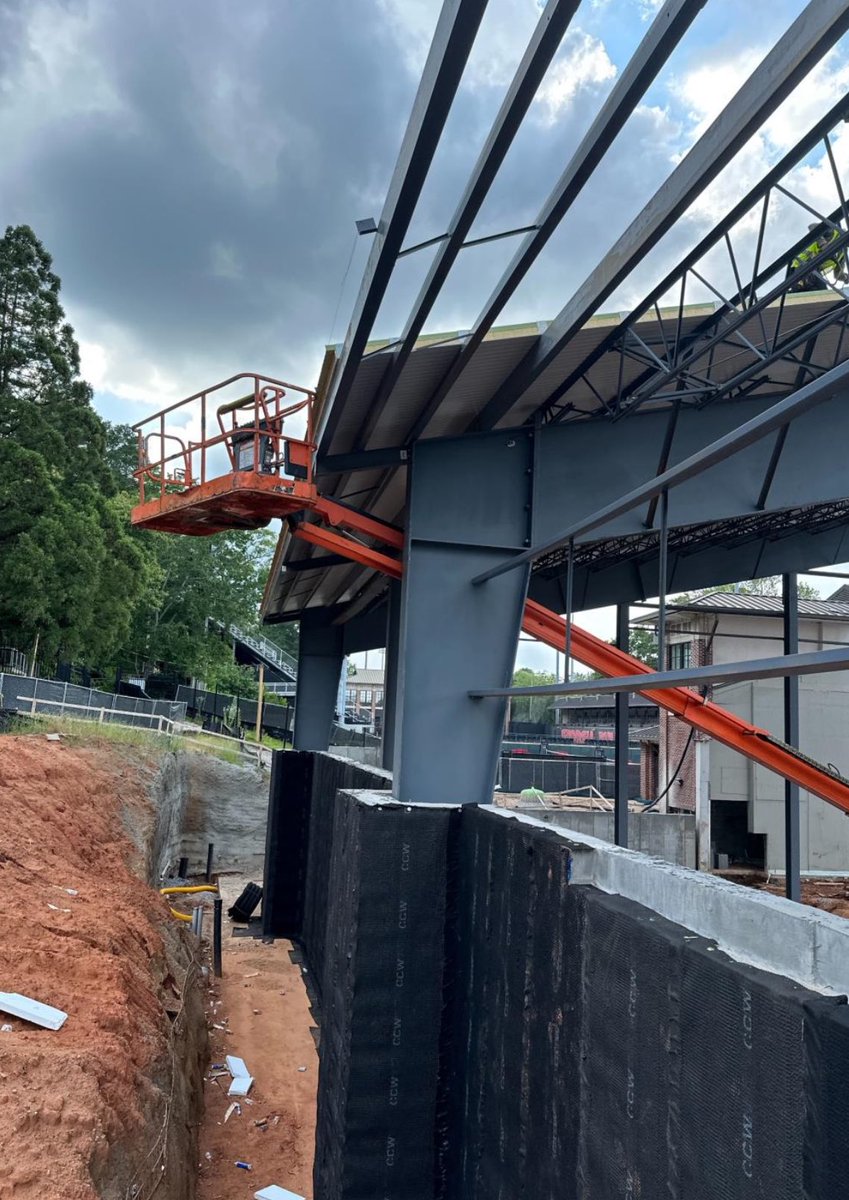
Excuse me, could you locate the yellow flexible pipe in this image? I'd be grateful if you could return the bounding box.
[170,907,193,922]
[160,885,219,895]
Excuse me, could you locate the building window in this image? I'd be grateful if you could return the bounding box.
[668,642,692,671]
[345,688,355,704]
[374,690,383,705]
[361,689,372,704]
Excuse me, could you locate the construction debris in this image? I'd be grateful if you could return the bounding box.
[254,1186,306,1200]
[226,1053,254,1096]
[0,992,67,1030]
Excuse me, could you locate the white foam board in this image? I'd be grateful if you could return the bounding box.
[0,992,67,1030]
[254,1186,305,1200]
[226,1054,250,1078]
[228,1073,253,1096]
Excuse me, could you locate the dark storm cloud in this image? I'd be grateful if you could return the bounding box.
[1,0,424,392]
[1,0,844,408]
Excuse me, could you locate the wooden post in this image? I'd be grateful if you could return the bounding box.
[255,664,265,744]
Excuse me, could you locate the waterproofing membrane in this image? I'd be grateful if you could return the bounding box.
[261,750,314,939]
[441,807,578,1200]
[678,938,844,1200]
[278,758,849,1199]
[299,754,389,1003]
[314,793,454,1200]
[578,888,703,1199]
[804,998,849,1195]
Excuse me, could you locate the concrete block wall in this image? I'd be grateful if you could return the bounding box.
[508,806,696,868]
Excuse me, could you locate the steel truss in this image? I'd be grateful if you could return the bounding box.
[539,100,849,426]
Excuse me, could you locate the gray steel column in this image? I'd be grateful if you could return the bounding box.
[292,612,344,751]
[393,432,533,804]
[783,572,802,901]
[614,603,630,847]
[382,579,402,771]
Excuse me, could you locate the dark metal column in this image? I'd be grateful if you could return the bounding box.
[614,603,630,847]
[382,579,402,770]
[783,572,801,901]
[393,431,533,805]
[292,612,344,751]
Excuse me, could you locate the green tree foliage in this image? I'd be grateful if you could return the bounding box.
[0,224,283,683]
[674,576,820,602]
[0,226,154,665]
[125,527,277,683]
[510,667,556,724]
[625,625,658,668]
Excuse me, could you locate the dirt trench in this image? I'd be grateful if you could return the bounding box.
[0,735,207,1200]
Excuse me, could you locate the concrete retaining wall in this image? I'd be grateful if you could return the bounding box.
[179,750,269,875]
[507,805,696,867]
[269,752,849,1198]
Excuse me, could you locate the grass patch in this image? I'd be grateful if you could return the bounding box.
[3,713,264,768]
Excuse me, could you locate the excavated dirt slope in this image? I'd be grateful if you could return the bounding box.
[0,735,206,1200]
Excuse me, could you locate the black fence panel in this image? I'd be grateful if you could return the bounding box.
[498,755,641,800]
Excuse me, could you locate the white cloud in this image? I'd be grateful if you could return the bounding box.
[209,242,244,281]
[534,31,617,127]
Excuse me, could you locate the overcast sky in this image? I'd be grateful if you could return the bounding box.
[3,0,849,668]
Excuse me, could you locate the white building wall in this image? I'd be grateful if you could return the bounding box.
[705,615,849,871]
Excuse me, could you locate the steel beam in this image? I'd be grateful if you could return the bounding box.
[469,645,849,698]
[316,0,489,452]
[475,0,849,430]
[471,355,849,584]
[614,603,630,847]
[403,0,705,443]
[382,579,402,770]
[783,572,802,900]
[349,0,581,451]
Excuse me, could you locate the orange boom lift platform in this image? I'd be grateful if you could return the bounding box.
[132,375,849,819]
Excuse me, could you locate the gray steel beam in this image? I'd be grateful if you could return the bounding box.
[316,0,489,452]
[783,572,802,900]
[471,355,849,584]
[349,0,581,452]
[293,613,344,751]
[469,645,849,698]
[403,0,706,444]
[475,0,849,431]
[614,603,630,847]
[382,579,402,770]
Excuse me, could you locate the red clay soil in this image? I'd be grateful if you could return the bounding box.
[731,872,849,918]
[0,734,200,1200]
[197,928,317,1199]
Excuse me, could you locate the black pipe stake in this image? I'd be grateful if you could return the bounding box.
[213,897,223,978]
[178,856,188,879]
[206,842,214,883]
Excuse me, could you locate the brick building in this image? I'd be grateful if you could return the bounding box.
[635,591,849,872]
[344,665,385,731]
